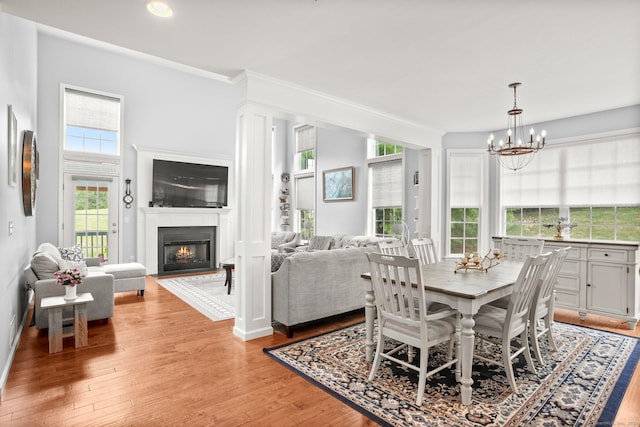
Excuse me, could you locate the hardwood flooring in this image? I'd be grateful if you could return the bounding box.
[0,274,638,426]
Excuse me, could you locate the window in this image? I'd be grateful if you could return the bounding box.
[450,208,479,254]
[501,132,640,241]
[447,151,487,256]
[295,125,315,171]
[374,207,403,237]
[64,87,121,156]
[296,175,315,239]
[370,159,403,237]
[505,207,559,238]
[370,139,403,158]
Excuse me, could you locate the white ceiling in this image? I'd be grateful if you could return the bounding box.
[2,0,639,132]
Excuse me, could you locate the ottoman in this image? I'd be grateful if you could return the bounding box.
[101,262,147,296]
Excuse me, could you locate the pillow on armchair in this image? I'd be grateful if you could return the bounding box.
[308,235,332,251]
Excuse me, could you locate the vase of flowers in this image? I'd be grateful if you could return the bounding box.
[543,217,577,240]
[54,268,83,300]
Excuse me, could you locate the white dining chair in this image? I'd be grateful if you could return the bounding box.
[528,246,571,364]
[500,237,545,261]
[377,239,408,257]
[489,237,546,309]
[473,252,552,394]
[410,237,438,265]
[366,252,460,405]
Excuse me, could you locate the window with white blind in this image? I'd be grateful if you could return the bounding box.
[296,175,315,239]
[64,87,122,156]
[370,158,403,237]
[447,151,487,255]
[501,132,640,241]
[295,125,315,171]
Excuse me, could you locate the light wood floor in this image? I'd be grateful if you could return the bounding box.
[0,274,638,426]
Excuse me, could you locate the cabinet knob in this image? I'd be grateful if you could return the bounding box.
[587,283,591,287]
[604,253,609,256]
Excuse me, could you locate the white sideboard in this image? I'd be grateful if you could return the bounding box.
[493,237,640,329]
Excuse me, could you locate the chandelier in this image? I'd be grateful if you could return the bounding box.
[487,82,546,171]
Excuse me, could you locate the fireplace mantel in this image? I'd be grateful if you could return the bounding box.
[137,207,232,275]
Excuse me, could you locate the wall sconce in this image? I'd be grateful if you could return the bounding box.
[123,178,134,208]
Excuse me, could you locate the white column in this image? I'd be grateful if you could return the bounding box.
[233,104,274,340]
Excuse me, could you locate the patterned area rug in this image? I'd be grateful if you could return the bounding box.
[156,273,234,321]
[264,322,640,426]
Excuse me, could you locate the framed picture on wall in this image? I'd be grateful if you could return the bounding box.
[7,105,18,186]
[323,166,354,201]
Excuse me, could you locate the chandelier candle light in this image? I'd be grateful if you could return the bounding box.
[487,82,546,171]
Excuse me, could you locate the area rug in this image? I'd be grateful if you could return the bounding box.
[264,322,640,426]
[156,273,234,321]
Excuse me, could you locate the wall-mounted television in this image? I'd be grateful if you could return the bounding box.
[152,159,228,208]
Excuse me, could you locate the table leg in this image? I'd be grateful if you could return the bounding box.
[459,313,475,406]
[48,307,63,354]
[75,303,89,348]
[364,282,376,362]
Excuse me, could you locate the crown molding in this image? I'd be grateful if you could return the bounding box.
[37,23,233,84]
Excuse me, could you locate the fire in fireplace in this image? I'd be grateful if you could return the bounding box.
[158,226,216,275]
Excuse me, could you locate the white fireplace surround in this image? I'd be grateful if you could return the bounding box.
[134,146,234,274]
[139,207,232,274]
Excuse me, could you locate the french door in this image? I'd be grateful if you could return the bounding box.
[63,174,119,263]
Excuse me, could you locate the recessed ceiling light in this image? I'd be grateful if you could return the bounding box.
[147,0,173,18]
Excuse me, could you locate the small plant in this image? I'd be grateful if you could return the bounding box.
[543,217,577,240]
[54,268,83,287]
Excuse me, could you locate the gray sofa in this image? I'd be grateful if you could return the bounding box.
[25,243,146,329]
[271,234,394,337]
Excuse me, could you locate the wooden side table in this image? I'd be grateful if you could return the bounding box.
[40,292,94,354]
[220,261,234,295]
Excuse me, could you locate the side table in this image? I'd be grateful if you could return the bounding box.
[220,259,234,295]
[40,292,94,354]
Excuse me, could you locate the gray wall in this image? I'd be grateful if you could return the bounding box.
[36,32,240,261]
[315,127,368,236]
[0,12,38,394]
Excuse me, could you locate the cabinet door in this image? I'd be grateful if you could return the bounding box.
[587,262,628,316]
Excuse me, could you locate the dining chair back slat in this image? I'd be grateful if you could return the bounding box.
[411,237,438,265]
[501,238,545,262]
[377,240,408,257]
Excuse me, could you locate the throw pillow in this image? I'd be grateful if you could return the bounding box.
[60,260,88,277]
[30,252,60,280]
[59,244,83,262]
[271,253,292,272]
[308,235,332,251]
[271,234,285,250]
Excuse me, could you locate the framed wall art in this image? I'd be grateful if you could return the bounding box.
[7,105,18,186]
[323,166,354,201]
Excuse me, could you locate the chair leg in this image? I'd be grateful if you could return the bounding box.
[530,320,544,365]
[416,347,428,405]
[502,340,519,394]
[368,331,385,381]
[545,315,557,352]
[522,331,537,376]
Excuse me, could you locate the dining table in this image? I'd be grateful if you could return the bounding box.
[361,259,524,406]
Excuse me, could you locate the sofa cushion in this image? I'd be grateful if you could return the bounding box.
[59,244,83,262]
[101,262,146,280]
[308,235,332,251]
[30,252,61,280]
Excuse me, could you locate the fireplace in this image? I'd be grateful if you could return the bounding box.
[157,226,216,275]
